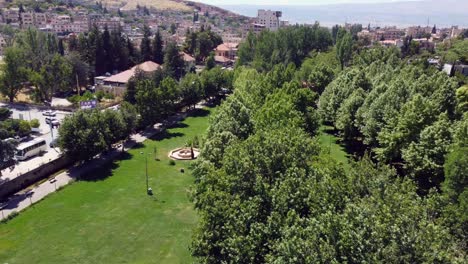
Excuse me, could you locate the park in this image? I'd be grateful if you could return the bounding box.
[0,107,214,263]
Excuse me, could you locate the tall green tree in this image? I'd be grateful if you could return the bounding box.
[179,73,203,109]
[336,29,353,69]
[140,24,152,62]
[152,30,164,64]
[0,47,29,102]
[58,110,106,161]
[163,42,185,80]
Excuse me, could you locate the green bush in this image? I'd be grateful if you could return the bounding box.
[95,90,106,102]
[67,91,96,104]
[0,211,18,224]
[30,119,40,128]
[18,120,31,136]
[169,160,176,166]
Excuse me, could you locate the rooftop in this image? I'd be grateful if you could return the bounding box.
[104,61,161,84]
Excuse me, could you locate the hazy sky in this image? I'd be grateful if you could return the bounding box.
[195,0,421,5]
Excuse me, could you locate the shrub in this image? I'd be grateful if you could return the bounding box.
[30,119,40,128]
[169,160,176,166]
[18,120,31,136]
[0,211,19,224]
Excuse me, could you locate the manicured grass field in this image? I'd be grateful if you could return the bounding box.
[0,108,214,264]
[318,125,349,166]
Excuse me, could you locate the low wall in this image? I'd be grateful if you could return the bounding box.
[0,156,73,200]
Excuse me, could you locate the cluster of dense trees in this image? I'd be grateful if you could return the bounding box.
[319,46,466,192]
[183,26,223,62]
[58,102,137,162]
[72,25,137,77]
[237,24,333,71]
[191,63,466,262]
[0,28,81,102]
[125,66,233,126]
[139,25,164,64]
[57,65,233,161]
[0,108,15,169]
[0,24,209,103]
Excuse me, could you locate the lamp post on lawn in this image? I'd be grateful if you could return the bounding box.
[140,151,153,195]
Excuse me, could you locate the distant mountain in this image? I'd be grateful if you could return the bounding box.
[217,0,468,27]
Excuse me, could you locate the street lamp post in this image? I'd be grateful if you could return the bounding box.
[141,151,153,195]
[145,154,148,191]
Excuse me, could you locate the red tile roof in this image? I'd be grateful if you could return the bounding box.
[104,61,161,84]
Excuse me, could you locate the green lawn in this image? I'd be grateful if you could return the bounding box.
[317,125,349,166]
[0,108,214,264]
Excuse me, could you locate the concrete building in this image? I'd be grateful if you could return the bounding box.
[92,17,122,32]
[214,43,238,60]
[34,12,47,27]
[375,27,404,41]
[20,12,34,27]
[243,23,266,36]
[97,61,162,97]
[256,9,282,31]
[406,26,432,38]
[2,8,20,24]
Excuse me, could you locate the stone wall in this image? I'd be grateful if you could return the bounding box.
[0,156,72,200]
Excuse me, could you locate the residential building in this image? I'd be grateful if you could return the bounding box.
[180,52,196,64]
[97,61,162,96]
[406,26,432,38]
[379,39,404,48]
[376,27,404,40]
[92,17,122,31]
[34,12,47,27]
[2,8,19,24]
[214,55,233,67]
[21,12,34,27]
[450,26,464,38]
[214,43,238,60]
[221,32,243,44]
[256,9,282,31]
[412,38,435,52]
[243,23,266,36]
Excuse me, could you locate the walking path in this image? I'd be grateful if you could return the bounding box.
[0,103,204,220]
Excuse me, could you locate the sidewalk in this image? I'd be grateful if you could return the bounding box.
[0,103,204,220]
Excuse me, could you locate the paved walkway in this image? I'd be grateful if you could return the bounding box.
[0,103,204,220]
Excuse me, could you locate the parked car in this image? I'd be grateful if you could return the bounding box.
[51,120,60,127]
[45,118,60,128]
[45,117,56,124]
[42,111,57,117]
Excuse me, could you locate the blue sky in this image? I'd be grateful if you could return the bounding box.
[195,0,421,5]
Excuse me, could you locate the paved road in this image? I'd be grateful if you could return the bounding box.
[0,102,204,220]
[0,103,71,180]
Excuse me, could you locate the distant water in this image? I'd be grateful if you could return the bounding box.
[218,2,468,28]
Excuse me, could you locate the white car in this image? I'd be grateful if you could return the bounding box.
[42,111,57,117]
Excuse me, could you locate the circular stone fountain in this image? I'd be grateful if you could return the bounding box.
[169,147,200,160]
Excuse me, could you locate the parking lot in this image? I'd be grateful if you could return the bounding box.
[0,103,72,181]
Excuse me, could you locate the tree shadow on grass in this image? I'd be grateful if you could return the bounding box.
[77,161,119,182]
[150,130,184,142]
[188,108,210,118]
[321,126,367,161]
[168,122,188,129]
[130,142,145,150]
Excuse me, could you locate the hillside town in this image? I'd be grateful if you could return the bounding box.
[0,1,466,74]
